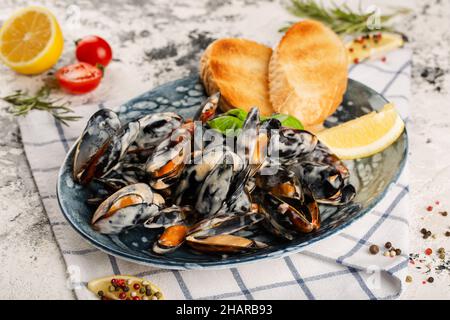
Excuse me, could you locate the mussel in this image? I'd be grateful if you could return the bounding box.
[186,234,267,253]
[152,224,189,254]
[290,162,355,205]
[73,109,121,184]
[185,212,265,254]
[194,92,221,123]
[145,125,192,190]
[91,183,163,234]
[132,112,183,153]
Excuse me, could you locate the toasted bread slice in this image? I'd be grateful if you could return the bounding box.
[200,38,274,116]
[269,20,348,128]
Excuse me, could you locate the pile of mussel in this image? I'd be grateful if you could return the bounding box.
[73,93,356,255]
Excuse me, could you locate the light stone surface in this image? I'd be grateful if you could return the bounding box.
[0,0,448,299]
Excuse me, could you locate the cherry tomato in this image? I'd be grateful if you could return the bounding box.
[56,62,103,94]
[75,35,113,67]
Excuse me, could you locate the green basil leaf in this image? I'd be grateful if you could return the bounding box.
[224,108,248,121]
[207,108,304,135]
[207,116,244,136]
[265,113,304,130]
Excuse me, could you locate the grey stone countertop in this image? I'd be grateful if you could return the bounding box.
[0,0,449,299]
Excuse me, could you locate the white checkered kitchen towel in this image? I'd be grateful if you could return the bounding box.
[16,48,411,300]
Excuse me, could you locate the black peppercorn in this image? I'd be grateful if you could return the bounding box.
[369,245,379,255]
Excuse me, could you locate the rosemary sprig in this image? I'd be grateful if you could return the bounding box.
[2,86,81,126]
[281,0,409,35]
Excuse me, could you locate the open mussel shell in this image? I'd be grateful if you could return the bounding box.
[91,183,162,234]
[145,126,192,189]
[236,107,260,166]
[153,224,188,254]
[194,152,236,217]
[174,146,242,206]
[255,166,303,201]
[291,161,355,205]
[279,191,321,233]
[252,188,296,241]
[188,211,264,239]
[144,205,192,229]
[303,141,350,181]
[186,234,267,254]
[269,128,318,163]
[73,109,121,184]
[133,112,183,152]
[94,121,141,179]
[93,203,160,234]
[254,186,320,235]
[194,92,220,123]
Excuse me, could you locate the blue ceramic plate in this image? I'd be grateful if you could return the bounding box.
[57,76,407,270]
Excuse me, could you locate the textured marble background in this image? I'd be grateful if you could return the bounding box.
[0,0,449,299]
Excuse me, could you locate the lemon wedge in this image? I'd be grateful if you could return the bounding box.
[87,275,164,300]
[316,104,405,160]
[346,33,403,64]
[0,6,63,74]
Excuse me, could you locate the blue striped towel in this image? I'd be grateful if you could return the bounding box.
[17,48,411,300]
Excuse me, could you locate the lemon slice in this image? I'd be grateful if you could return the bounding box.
[87,275,164,300]
[0,6,63,74]
[316,104,405,160]
[346,33,403,64]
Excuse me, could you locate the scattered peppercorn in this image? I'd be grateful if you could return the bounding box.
[445,231,450,237]
[437,247,445,254]
[421,228,427,234]
[97,290,104,297]
[439,253,445,259]
[390,250,397,257]
[383,251,390,257]
[395,248,402,256]
[369,244,379,255]
[405,275,413,283]
[119,292,127,300]
[385,242,392,249]
[427,277,434,283]
[440,211,448,217]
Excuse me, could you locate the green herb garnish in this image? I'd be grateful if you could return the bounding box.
[207,109,304,135]
[261,113,304,130]
[281,0,410,35]
[3,86,81,126]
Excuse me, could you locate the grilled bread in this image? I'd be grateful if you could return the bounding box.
[269,20,348,128]
[200,38,274,116]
